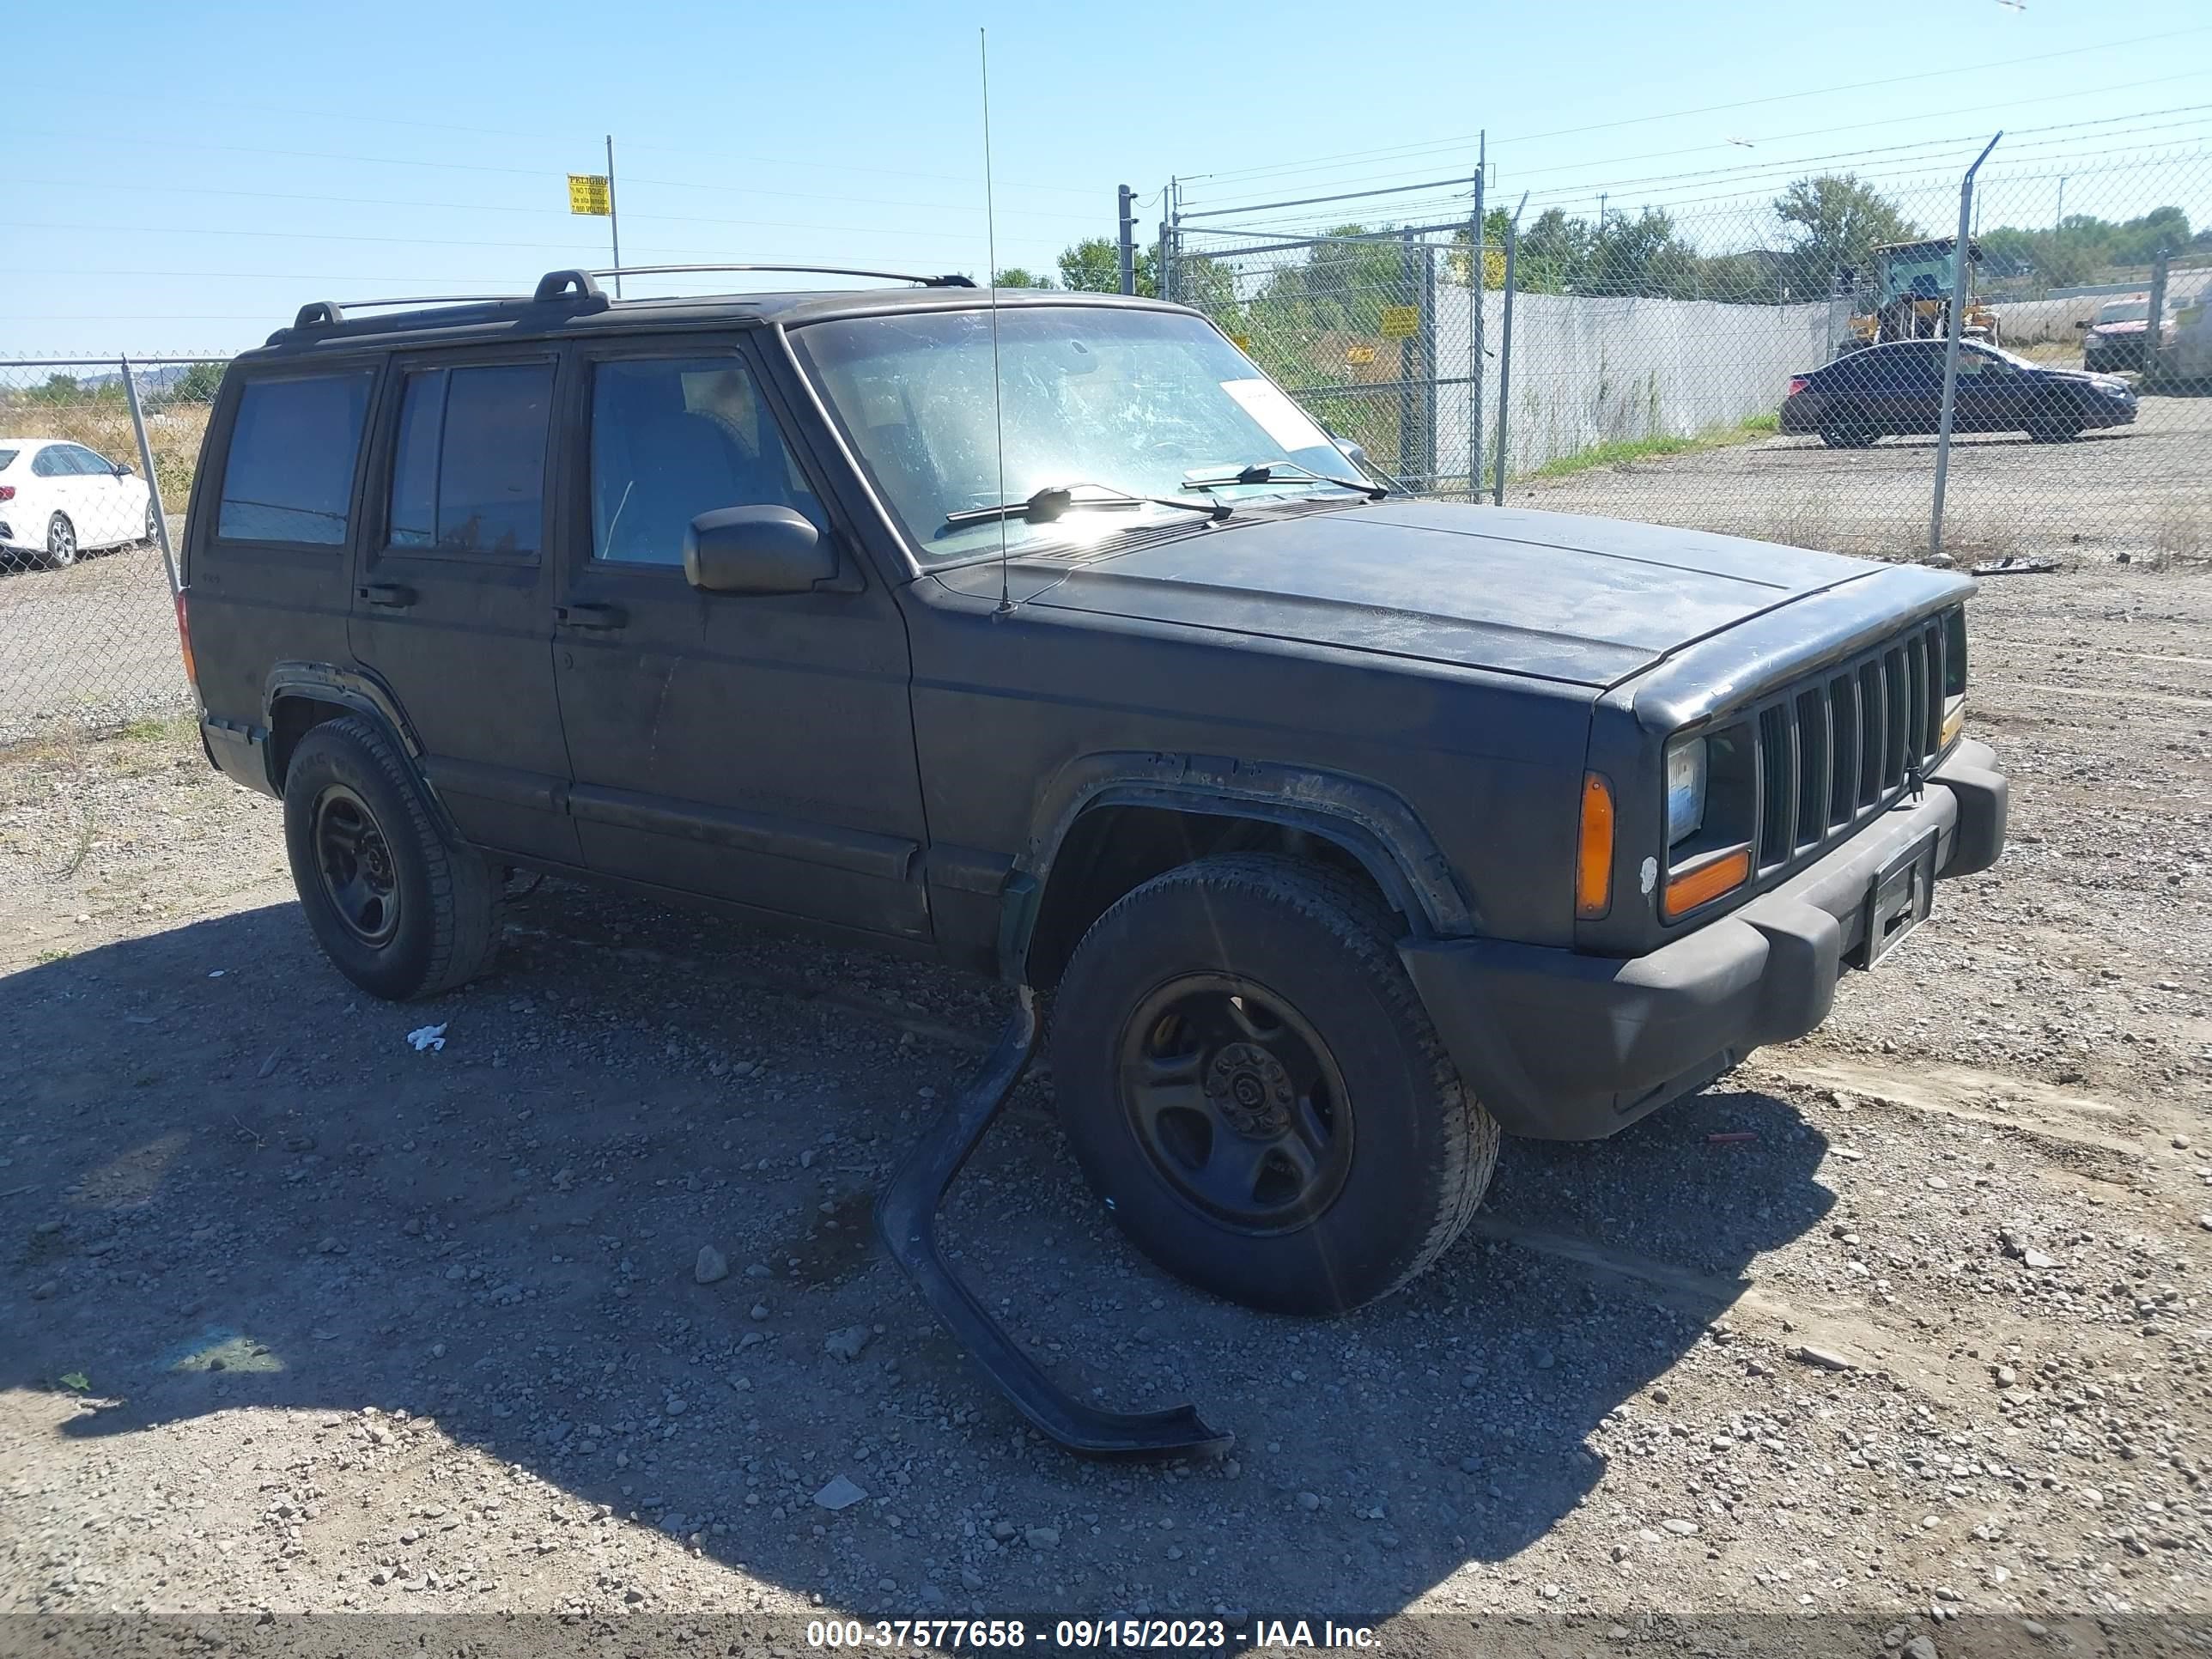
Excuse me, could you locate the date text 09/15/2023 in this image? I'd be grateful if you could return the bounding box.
[804,1619,1381,1650]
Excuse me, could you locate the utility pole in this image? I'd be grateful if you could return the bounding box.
[1116,185,1136,295]
[2054,175,2066,234]
[606,134,623,297]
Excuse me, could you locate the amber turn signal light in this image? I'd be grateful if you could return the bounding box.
[1663,848,1750,919]
[1575,772,1613,920]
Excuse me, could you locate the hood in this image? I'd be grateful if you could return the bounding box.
[2089,319,2148,337]
[932,501,1877,689]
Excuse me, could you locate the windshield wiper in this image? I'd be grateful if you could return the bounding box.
[941,483,1231,531]
[1182,459,1387,501]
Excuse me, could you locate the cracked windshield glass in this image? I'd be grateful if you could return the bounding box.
[792,306,1366,562]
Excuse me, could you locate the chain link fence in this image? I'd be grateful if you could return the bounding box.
[1164,130,2212,568]
[0,358,217,743]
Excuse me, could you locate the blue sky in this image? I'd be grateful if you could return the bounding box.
[5,0,2209,357]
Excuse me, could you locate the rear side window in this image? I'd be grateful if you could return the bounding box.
[31,447,68,477]
[219,372,373,544]
[386,362,553,556]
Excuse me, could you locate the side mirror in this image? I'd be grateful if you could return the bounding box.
[1332,435,1370,468]
[684,505,836,595]
[113,463,134,477]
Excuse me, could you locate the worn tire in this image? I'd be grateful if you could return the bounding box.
[1048,854,1498,1316]
[2027,413,2081,443]
[282,714,502,1000]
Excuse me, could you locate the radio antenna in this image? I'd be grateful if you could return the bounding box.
[981,27,1012,615]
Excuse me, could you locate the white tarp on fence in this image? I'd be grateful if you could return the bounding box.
[1431,283,1834,485]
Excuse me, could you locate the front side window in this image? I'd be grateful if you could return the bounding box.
[386,363,553,555]
[587,356,822,566]
[218,372,373,544]
[67,445,114,474]
[790,306,1365,565]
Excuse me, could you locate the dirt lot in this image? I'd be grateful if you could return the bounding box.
[0,537,188,746]
[1516,392,2212,568]
[3,567,2210,1656]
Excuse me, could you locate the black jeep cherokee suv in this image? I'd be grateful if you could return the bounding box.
[181,268,2007,1317]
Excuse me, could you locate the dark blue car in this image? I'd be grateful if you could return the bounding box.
[1780,338,2138,447]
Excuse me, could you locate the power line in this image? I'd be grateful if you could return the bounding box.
[1182,23,2212,190]
[1179,70,2212,210]
[3,125,1103,225]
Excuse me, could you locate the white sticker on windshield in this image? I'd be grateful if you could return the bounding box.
[1220,378,1334,456]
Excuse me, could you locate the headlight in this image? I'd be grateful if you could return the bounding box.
[1665,737,1708,847]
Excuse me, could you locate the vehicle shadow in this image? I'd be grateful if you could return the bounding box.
[6,885,1838,1621]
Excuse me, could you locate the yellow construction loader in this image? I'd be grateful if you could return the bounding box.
[1838,237,2000,356]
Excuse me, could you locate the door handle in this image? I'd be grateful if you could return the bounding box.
[556,602,628,631]
[358,582,417,610]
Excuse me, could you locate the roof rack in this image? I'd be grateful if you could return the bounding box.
[279,263,977,337]
[580,263,976,289]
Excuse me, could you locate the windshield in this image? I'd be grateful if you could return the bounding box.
[790,306,1364,564]
[2096,299,2150,324]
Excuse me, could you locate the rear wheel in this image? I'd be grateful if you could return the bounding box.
[1049,854,1498,1316]
[1817,407,1878,448]
[45,514,76,568]
[282,714,503,1000]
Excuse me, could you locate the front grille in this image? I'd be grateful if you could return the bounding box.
[1750,616,1949,875]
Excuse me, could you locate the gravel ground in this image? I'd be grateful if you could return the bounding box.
[3,567,2210,1655]
[0,532,190,745]
[1515,392,2212,567]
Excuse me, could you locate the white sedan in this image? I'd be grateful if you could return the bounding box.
[0,438,157,568]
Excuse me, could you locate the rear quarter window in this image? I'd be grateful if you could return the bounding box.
[217,371,374,545]
[0,449,17,470]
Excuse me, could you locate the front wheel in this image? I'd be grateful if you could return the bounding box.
[46,514,76,568]
[282,714,503,1000]
[1049,854,1498,1315]
[143,502,161,544]
[2027,413,2081,443]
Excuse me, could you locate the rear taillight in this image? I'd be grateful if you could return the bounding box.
[0,484,15,501]
[1786,376,1809,398]
[174,586,198,688]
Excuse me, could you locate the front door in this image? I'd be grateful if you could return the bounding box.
[549,337,930,944]
[1949,349,2037,434]
[347,349,578,864]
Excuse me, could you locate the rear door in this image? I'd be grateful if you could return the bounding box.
[61,444,131,546]
[1875,343,1943,433]
[548,334,930,942]
[186,366,378,734]
[347,349,578,865]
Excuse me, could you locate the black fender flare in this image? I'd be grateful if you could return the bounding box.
[261,664,461,841]
[1006,751,1476,978]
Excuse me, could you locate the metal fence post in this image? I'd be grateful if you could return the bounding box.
[1117,185,1137,296]
[1468,153,1486,495]
[1932,132,2002,560]
[1398,228,1419,483]
[1491,193,1527,507]
[120,356,180,600]
[2143,244,2172,386]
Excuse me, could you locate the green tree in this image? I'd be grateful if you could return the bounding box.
[154,361,228,408]
[29,373,82,405]
[1056,235,1158,297]
[1515,209,1595,295]
[1581,208,1700,299]
[1773,173,1919,299]
[991,266,1054,289]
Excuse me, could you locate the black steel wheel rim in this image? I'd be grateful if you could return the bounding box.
[312,784,402,947]
[1115,973,1354,1232]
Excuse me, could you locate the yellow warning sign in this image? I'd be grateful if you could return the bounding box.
[1380,305,1419,339]
[568,174,612,216]
[1346,343,1378,367]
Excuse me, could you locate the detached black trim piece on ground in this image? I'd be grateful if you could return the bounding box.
[873,986,1234,1460]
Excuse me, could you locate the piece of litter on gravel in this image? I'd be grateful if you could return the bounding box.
[207,970,225,979]
[405,1024,447,1053]
[813,1475,868,1511]
[1791,1344,1856,1372]
[1706,1131,1759,1145]
[1969,556,2059,577]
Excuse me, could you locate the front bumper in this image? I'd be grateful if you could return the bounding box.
[1401,738,2006,1140]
